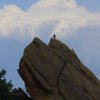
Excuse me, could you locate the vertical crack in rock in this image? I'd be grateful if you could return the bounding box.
[54,51,67,96]
[57,61,66,95]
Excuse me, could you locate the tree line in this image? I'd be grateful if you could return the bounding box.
[0,69,14,100]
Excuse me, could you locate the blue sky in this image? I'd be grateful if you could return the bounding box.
[76,0,100,12]
[0,0,38,10]
[0,0,100,12]
[0,0,100,90]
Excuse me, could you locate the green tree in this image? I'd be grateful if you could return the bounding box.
[0,69,14,100]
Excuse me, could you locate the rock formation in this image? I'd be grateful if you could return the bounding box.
[18,37,100,100]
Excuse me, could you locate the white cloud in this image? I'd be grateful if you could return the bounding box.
[0,0,100,40]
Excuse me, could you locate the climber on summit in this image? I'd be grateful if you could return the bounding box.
[53,34,56,38]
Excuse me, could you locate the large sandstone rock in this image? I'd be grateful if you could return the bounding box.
[18,38,100,100]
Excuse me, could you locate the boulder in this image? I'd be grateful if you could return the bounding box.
[18,38,100,100]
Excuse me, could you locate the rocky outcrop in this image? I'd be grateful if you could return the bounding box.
[11,88,32,100]
[18,37,100,100]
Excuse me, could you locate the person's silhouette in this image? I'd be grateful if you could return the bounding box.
[53,34,56,38]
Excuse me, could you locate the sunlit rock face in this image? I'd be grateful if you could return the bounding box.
[18,37,100,100]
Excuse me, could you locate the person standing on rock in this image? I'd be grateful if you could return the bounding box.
[53,34,56,38]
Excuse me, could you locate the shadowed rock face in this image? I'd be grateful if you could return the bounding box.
[18,38,100,100]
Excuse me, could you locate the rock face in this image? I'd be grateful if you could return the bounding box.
[18,38,100,100]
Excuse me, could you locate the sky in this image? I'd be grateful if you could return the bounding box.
[0,0,100,90]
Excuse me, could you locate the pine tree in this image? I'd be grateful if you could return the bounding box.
[0,69,14,100]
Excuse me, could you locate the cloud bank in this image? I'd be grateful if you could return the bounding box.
[0,0,100,40]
